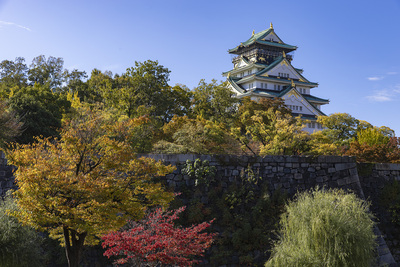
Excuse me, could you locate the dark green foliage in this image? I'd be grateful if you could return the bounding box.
[176,164,286,266]
[357,162,374,177]
[0,100,22,148]
[381,180,400,226]
[0,191,46,267]
[190,79,239,125]
[8,83,71,143]
[266,188,376,267]
[0,57,28,89]
[28,55,65,90]
[182,159,216,187]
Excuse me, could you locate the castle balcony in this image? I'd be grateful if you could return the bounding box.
[232,52,293,65]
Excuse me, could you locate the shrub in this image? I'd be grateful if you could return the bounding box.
[0,191,46,267]
[102,207,216,266]
[266,188,376,267]
[380,180,400,226]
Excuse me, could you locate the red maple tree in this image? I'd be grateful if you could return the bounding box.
[102,207,216,266]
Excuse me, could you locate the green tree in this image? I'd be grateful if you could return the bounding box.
[8,105,175,267]
[28,55,66,90]
[8,83,71,144]
[0,100,22,148]
[231,97,292,155]
[0,57,28,88]
[190,79,239,124]
[266,188,376,267]
[259,111,309,156]
[85,68,112,104]
[61,69,88,95]
[104,60,172,119]
[154,115,238,154]
[357,127,391,146]
[307,131,340,155]
[0,191,46,267]
[317,113,360,147]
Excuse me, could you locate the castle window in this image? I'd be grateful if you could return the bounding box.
[300,106,302,111]
[261,83,264,88]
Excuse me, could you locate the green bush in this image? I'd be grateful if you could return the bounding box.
[266,188,376,267]
[0,191,46,267]
[380,180,400,226]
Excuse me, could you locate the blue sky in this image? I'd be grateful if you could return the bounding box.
[1,0,400,134]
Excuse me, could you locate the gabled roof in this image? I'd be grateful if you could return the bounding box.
[228,55,317,87]
[256,55,312,83]
[222,57,269,76]
[228,25,297,54]
[280,86,327,116]
[227,79,328,116]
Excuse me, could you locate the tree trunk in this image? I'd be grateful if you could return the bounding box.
[63,226,87,267]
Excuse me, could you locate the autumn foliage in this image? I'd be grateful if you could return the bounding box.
[8,105,175,267]
[345,137,400,163]
[102,207,216,266]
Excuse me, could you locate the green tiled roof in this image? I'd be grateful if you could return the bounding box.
[228,28,297,53]
[304,95,329,103]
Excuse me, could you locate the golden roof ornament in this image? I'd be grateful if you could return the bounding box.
[252,29,255,36]
[270,22,273,29]
[282,51,286,58]
[291,79,295,87]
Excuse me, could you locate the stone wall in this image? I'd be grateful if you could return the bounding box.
[1,153,398,266]
[358,163,400,264]
[144,154,396,266]
[0,151,15,196]
[144,154,363,197]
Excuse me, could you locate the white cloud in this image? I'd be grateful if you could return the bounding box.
[367,76,384,81]
[366,90,393,102]
[393,84,400,94]
[0,21,31,31]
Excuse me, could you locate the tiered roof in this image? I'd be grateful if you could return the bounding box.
[224,23,329,123]
[228,23,297,54]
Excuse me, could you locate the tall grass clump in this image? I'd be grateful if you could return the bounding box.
[266,187,376,267]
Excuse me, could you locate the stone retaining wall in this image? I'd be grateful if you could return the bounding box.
[0,153,398,266]
[359,163,400,264]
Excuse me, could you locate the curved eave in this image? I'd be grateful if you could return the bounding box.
[228,41,296,54]
[248,75,319,87]
[293,113,318,120]
[228,29,297,54]
[236,90,276,99]
[222,62,268,76]
[227,77,245,94]
[254,40,297,51]
[304,95,329,104]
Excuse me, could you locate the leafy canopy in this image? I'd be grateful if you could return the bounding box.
[8,104,175,267]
